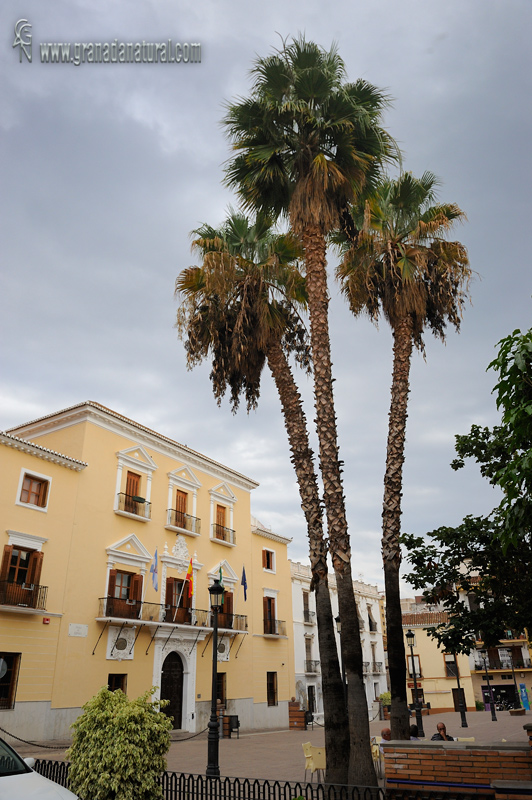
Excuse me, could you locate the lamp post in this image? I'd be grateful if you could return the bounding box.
[206,578,224,777]
[335,615,347,702]
[405,630,424,738]
[480,650,497,722]
[453,654,468,727]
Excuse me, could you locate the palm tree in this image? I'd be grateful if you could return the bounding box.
[336,171,471,739]
[223,37,397,784]
[176,211,350,783]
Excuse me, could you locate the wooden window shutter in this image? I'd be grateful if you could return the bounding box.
[126,472,140,497]
[224,592,233,614]
[183,583,192,608]
[176,490,187,513]
[262,549,267,568]
[27,551,43,586]
[216,505,225,527]
[108,569,117,597]
[166,576,175,606]
[0,545,13,582]
[263,597,268,620]
[38,480,48,507]
[131,574,143,601]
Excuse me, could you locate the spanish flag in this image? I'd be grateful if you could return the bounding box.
[186,558,194,598]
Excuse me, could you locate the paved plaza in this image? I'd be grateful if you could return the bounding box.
[7,709,530,783]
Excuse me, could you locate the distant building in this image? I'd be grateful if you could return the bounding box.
[0,402,295,740]
[291,561,387,717]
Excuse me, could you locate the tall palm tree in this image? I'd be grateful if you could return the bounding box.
[223,37,397,784]
[176,211,350,783]
[336,171,471,739]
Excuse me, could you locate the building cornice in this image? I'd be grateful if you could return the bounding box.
[0,431,87,471]
[7,401,258,491]
[252,526,292,545]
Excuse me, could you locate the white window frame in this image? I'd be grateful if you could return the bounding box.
[263,548,276,574]
[15,469,52,513]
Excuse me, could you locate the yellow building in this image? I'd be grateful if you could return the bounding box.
[402,612,476,714]
[0,402,294,741]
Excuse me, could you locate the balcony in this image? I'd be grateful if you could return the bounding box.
[98,598,247,631]
[303,609,316,624]
[473,657,532,671]
[166,509,201,535]
[305,660,320,673]
[372,661,383,673]
[211,523,236,545]
[363,661,370,673]
[0,580,47,610]
[368,618,378,632]
[263,618,286,636]
[116,493,151,520]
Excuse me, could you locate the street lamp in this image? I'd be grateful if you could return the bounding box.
[335,615,347,702]
[480,650,497,722]
[405,630,424,738]
[453,654,468,728]
[206,578,224,777]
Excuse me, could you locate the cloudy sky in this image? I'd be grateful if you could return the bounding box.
[1,1,530,592]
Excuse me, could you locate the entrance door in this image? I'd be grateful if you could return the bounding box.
[160,652,184,729]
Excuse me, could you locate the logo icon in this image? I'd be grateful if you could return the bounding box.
[13,19,32,62]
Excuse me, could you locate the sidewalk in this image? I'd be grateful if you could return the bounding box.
[6,709,529,783]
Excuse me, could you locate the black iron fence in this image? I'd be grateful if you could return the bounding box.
[33,762,494,800]
[167,509,201,533]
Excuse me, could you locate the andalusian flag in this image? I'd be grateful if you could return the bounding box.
[186,558,194,598]
[219,566,224,589]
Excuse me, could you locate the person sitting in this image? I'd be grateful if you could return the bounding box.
[409,724,420,740]
[431,722,454,741]
[380,727,391,753]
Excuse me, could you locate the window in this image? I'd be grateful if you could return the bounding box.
[16,470,51,511]
[124,471,141,513]
[174,490,187,529]
[106,570,143,619]
[262,549,275,572]
[165,576,192,623]
[444,654,458,678]
[219,591,234,629]
[263,596,276,635]
[19,475,48,508]
[0,653,21,710]
[0,545,44,608]
[266,672,278,706]
[407,654,422,678]
[108,674,127,693]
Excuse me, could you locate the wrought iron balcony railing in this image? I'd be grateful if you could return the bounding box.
[263,618,286,636]
[211,523,236,544]
[305,660,320,673]
[0,580,48,610]
[303,609,316,624]
[473,657,532,671]
[166,509,201,533]
[363,661,370,673]
[98,598,247,631]
[116,493,151,519]
[371,661,383,673]
[368,618,378,632]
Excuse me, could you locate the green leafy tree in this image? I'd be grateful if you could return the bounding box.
[176,211,349,782]
[67,687,172,800]
[402,326,532,652]
[335,171,471,738]
[223,36,397,784]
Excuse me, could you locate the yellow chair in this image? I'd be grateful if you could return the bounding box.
[371,736,384,778]
[302,742,326,783]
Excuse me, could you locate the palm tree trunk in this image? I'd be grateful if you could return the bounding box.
[382,315,414,740]
[301,225,377,786]
[266,340,349,784]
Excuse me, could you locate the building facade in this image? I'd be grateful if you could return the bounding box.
[0,402,295,740]
[291,561,387,717]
